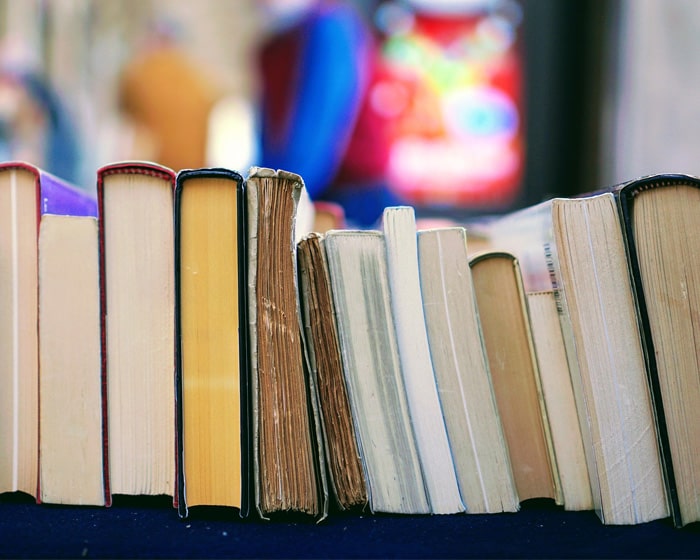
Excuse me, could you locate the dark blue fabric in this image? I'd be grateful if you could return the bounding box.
[1,495,699,559]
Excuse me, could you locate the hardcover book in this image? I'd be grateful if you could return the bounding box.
[97,162,177,502]
[175,168,247,517]
[618,174,700,526]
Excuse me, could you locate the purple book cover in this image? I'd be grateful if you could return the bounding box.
[0,161,97,220]
[38,169,97,217]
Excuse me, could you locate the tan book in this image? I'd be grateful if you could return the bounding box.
[175,168,245,516]
[297,232,367,510]
[97,162,176,500]
[417,227,518,514]
[324,230,429,514]
[470,251,559,504]
[246,167,323,518]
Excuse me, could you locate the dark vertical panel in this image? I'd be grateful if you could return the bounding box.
[520,0,612,204]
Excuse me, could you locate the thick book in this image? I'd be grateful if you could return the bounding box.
[470,251,560,505]
[617,174,700,526]
[174,168,248,517]
[246,167,326,519]
[297,233,368,511]
[0,162,106,506]
[550,193,669,524]
[417,227,518,514]
[323,230,429,514]
[97,162,177,502]
[382,207,463,514]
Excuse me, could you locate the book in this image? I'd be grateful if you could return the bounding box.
[324,230,429,514]
[469,251,560,505]
[551,192,668,524]
[617,174,700,526]
[473,202,593,512]
[0,162,105,506]
[382,207,463,514]
[524,290,592,511]
[39,212,106,506]
[297,233,368,511]
[175,168,247,516]
[417,227,518,514]
[246,167,325,518]
[0,163,41,499]
[97,162,176,500]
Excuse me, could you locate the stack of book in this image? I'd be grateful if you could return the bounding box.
[1,160,699,528]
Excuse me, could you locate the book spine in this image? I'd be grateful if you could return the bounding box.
[173,173,187,519]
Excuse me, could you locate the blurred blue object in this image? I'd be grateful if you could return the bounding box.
[21,71,81,184]
[0,66,81,184]
[258,0,372,201]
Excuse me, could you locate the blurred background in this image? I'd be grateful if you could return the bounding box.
[0,0,698,226]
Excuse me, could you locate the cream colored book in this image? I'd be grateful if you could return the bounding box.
[324,230,429,514]
[39,214,105,506]
[0,165,39,499]
[551,193,668,524]
[98,162,176,499]
[417,227,518,514]
[382,207,463,514]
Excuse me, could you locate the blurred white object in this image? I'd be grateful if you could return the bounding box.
[206,94,259,172]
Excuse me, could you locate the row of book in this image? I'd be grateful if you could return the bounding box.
[0,161,698,528]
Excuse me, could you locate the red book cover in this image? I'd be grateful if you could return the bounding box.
[97,161,177,508]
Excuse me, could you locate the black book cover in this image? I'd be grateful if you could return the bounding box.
[617,173,700,527]
[174,167,249,519]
